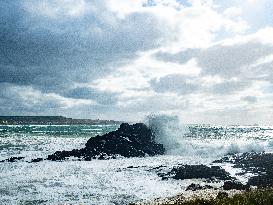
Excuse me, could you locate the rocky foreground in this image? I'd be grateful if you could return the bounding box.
[155,152,273,192]
[214,152,273,187]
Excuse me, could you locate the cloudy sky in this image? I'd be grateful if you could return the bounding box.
[0,0,273,124]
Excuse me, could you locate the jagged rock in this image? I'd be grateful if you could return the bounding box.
[160,165,232,181]
[223,181,250,190]
[185,183,213,191]
[46,123,165,161]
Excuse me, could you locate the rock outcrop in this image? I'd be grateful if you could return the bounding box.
[158,165,232,181]
[47,123,165,161]
[214,152,273,188]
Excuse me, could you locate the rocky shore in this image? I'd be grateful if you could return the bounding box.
[2,122,273,204]
[213,152,273,187]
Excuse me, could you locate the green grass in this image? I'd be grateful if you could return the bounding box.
[159,189,273,205]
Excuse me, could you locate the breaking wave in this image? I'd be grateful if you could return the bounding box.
[146,114,273,159]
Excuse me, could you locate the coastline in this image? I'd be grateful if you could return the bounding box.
[1,122,273,204]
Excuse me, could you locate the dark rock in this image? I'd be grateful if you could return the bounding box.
[213,156,232,163]
[161,165,232,181]
[216,192,228,199]
[5,157,25,162]
[223,181,250,190]
[247,175,273,187]
[215,152,273,188]
[31,158,43,163]
[186,183,213,191]
[46,123,165,161]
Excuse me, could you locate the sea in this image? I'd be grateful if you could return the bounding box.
[1,116,273,205]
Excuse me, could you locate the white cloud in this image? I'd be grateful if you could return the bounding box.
[223,7,242,18]
[2,84,95,109]
[90,24,273,123]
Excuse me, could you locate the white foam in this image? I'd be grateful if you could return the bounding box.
[146,114,273,159]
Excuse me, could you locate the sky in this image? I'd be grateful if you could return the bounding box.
[0,0,273,125]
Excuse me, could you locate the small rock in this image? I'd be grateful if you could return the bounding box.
[6,157,24,162]
[31,158,43,163]
[186,183,213,191]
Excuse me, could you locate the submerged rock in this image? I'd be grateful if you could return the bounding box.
[47,123,165,161]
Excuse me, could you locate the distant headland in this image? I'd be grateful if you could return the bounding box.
[0,116,122,125]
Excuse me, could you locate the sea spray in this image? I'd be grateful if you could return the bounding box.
[145,115,272,158]
[145,114,188,154]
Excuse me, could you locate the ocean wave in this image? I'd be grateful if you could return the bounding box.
[146,114,273,159]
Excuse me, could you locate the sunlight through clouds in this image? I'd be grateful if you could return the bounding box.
[0,0,272,124]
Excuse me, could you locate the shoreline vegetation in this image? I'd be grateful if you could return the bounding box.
[133,188,273,205]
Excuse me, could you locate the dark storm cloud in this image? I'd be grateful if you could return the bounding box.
[0,0,172,116]
[64,87,118,105]
[0,0,165,93]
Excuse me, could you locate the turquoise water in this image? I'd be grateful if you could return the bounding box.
[0,124,119,136]
[0,124,119,161]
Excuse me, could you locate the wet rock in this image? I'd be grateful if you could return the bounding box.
[247,175,273,187]
[31,158,43,163]
[185,183,213,191]
[160,165,232,181]
[223,181,250,190]
[46,123,165,161]
[215,152,273,188]
[2,157,25,162]
[216,192,228,199]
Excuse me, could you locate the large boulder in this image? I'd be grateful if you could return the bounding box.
[47,123,165,161]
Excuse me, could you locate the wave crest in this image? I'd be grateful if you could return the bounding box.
[145,114,273,159]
